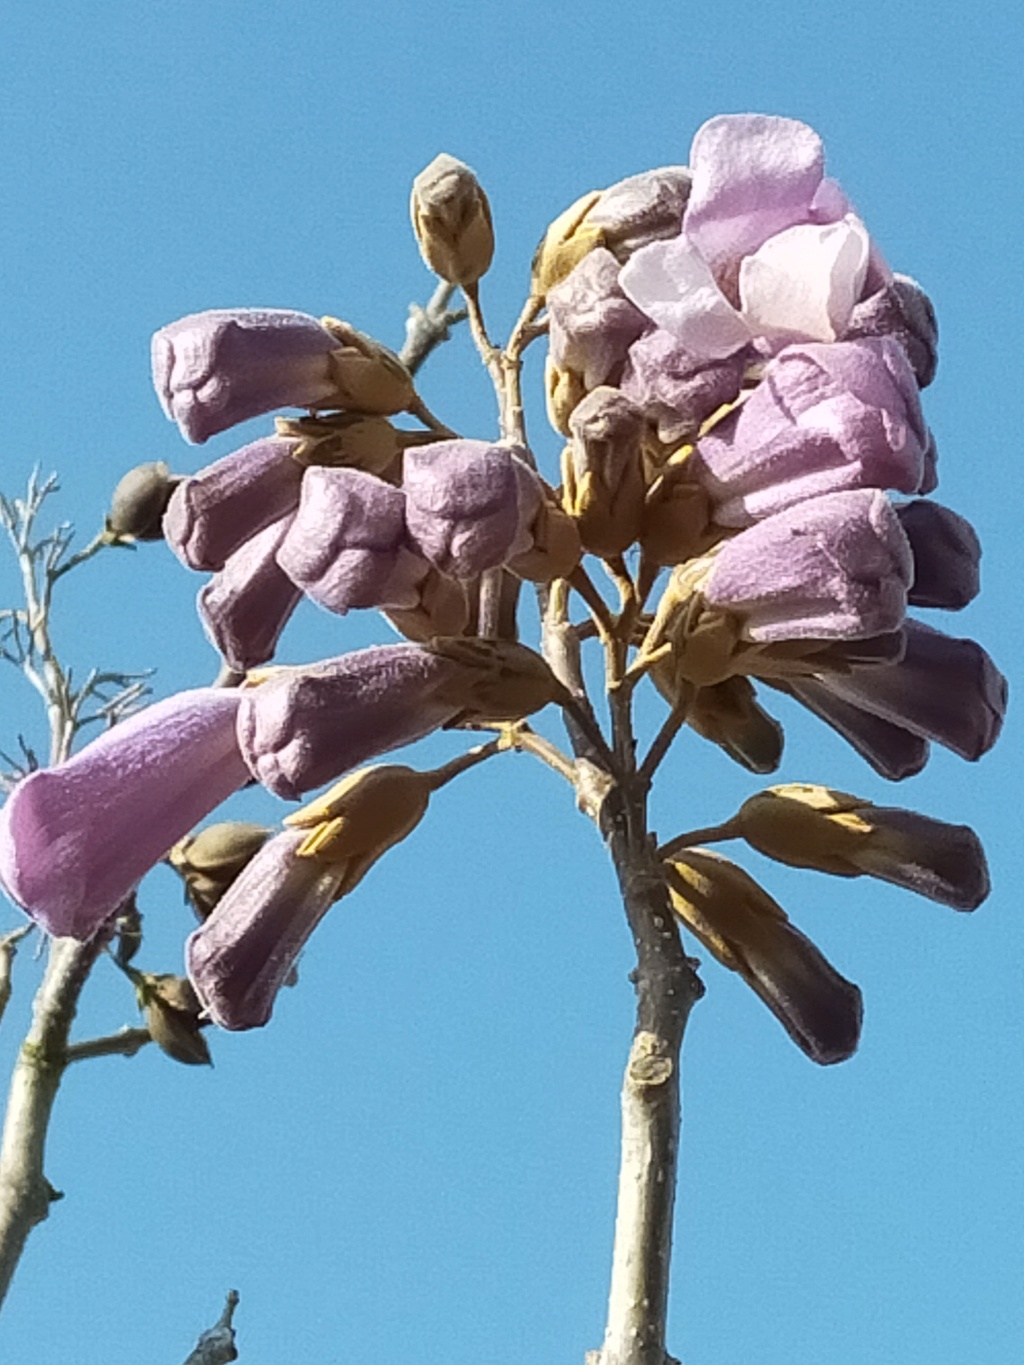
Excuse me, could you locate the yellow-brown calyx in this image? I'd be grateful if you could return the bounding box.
[425,637,568,723]
[545,355,588,436]
[682,677,784,775]
[410,153,495,287]
[134,973,211,1066]
[735,784,889,877]
[640,451,717,566]
[285,764,434,899]
[168,821,273,920]
[106,461,182,541]
[277,412,403,476]
[530,190,605,297]
[509,487,583,583]
[321,318,416,415]
[562,386,646,557]
[383,569,471,642]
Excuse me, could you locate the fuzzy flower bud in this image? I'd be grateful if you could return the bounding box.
[135,973,211,1066]
[410,154,495,287]
[424,637,567,723]
[188,767,434,1030]
[683,677,784,775]
[665,848,862,1065]
[845,273,938,388]
[734,784,989,910]
[319,318,416,416]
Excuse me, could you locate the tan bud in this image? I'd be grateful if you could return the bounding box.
[734,784,989,909]
[106,461,181,540]
[530,190,604,297]
[640,457,716,565]
[136,974,212,1066]
[284,764,433,897]
[382,568,471,642]
[545,356,588,436]
[321,318,415,415]
[276,412,403,476]
[411,154,495,286]
[508,490,582,583]
[563,387,646,557]
[664,849,862,1065]
[426,637,567,722]
[168,822,273,920]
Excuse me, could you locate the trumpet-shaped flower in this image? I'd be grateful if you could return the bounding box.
[0,691,249,939]
[198,517,302,671]
[703,489,913,642]
[547,249,647,390]
[276,467,428,614]
[153,310,344,444]
[693,339,929,525]
[402,441,542,579]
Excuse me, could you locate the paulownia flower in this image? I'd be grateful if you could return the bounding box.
[692,338,930,526]
[664,848,863,1064]
[619,114,883,363]
[198,517,303,672]
[402,441,542,579]
[547,249,647,392]
[153,310,347,444]
[734,783,989,909]
[0,690,249,939]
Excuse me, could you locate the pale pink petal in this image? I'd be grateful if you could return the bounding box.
[619,237,751,360]
[739,216,870,346]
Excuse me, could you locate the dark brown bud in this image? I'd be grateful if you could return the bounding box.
[107,461,181,540]
[136,974,211,1066]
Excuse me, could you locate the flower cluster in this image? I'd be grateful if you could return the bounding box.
[538,113,1002,782]
[0,116,1006,1061]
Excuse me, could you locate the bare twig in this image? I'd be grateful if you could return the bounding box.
[399,280,467,376]
[0,928,33,1030]
[182,1291,240,1365]
[63,1026,153,1064]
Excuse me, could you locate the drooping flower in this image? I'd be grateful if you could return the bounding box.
[620,330,746,444]
[664,848,863,1064]
[734,783,989,909]
[896,500,980,609]
[547,249,647,391]
[845,273,938,388]
[276,466,428,614]
[198,517,303,671]
[692,338,930,526]
[0,691,249,940]
[163,436,304,572]
[402,441,543,579]
[153,310,347,444]
[702,488,913,643]
[188,766,434,1030]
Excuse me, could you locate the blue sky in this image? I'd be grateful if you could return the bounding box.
[0,2,1021,1362]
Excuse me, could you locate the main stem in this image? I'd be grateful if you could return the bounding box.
[0,935,104,1306]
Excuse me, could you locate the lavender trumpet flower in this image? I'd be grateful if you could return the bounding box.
[693,339,930,526]
[0,691,249,939]
[198,517,303,671]
[153,310,347,444]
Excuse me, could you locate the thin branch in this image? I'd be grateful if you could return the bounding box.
[0,929,33,1031]
[63,1026,153,1065]
[657,820,741,860]
[399,280,467,376]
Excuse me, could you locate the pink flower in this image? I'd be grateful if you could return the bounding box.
[153,309,342,444]
[0,691,249,939]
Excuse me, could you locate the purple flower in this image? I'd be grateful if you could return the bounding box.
[163,436,304,572]
[704,489,913,642]
[402,441,542,579]
[276,467,428,614]
[818,620,1006,762]
[768,677,930,781]
[693,339,929,526]
[198,518,303,671]
[186,829,341,1031]
[547,249,647,389]
[845,273,938,388]
[619,115,882,362]
[0,691,249,939]
[153,309,343,444]
[897,500,980,609]
[237,645,466,799]
[620,330,746,443]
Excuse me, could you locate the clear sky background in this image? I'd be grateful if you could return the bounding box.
[0,2,1021,1362]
